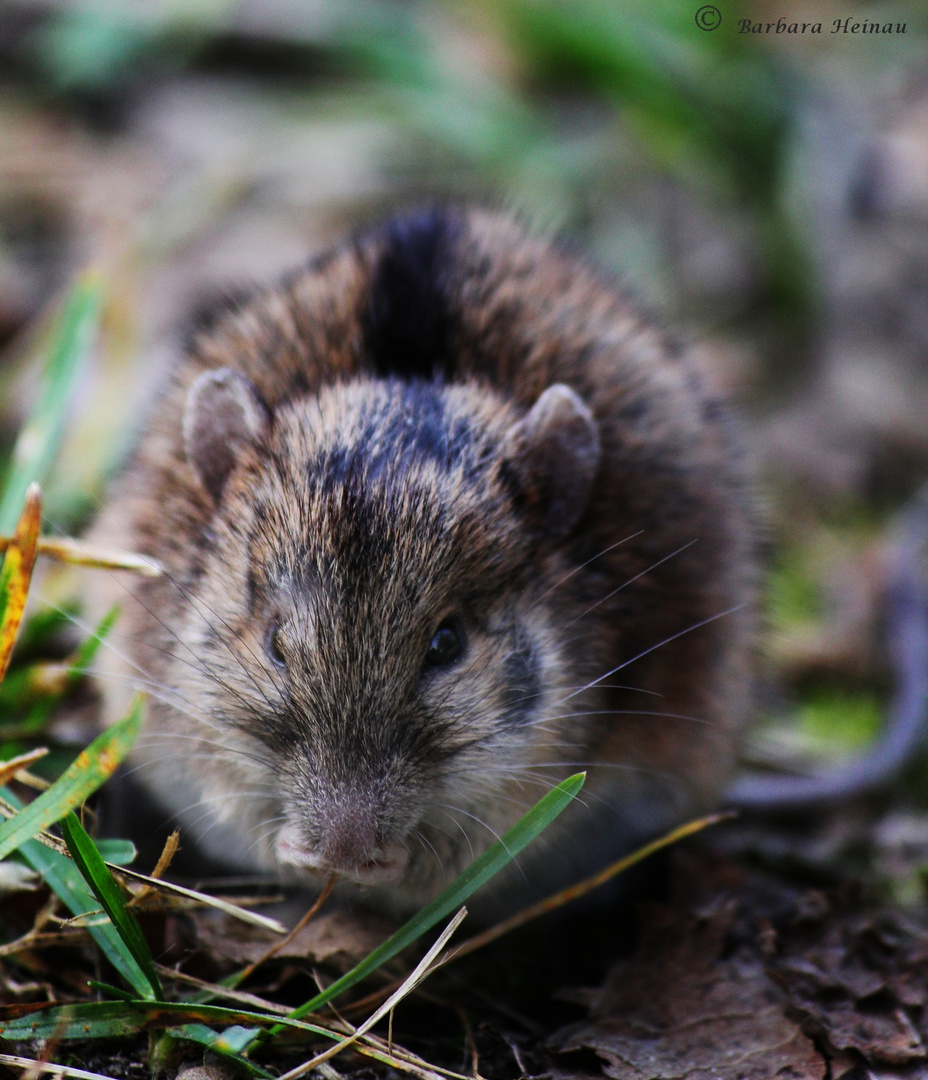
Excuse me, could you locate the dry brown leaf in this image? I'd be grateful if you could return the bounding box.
[549,905,824,1080]
[769,894,928,1066]
[194,907,398,971]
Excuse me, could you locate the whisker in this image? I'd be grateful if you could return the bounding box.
[533,531,644,605]
[42,580,271,726]
[557,603,747,706]
[542,708,710,728]
[564,538,699,628]
[38,522,284,720]
[158,567,288,712]
[412,828,446,873]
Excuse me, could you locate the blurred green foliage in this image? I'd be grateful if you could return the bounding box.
[767,552,824,632]
[798,687,883,751]
[20,0,811,325]
[0,272,102,533]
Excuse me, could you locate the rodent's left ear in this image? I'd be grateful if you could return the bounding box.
[183,368,271,502]
[501,383,601,540]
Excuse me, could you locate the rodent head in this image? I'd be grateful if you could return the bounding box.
[170,369,601,905]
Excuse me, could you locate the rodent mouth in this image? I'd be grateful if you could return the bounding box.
[349,857,409,886]
[275,825,410,886]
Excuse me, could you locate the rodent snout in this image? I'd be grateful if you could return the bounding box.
[274,807,411,886]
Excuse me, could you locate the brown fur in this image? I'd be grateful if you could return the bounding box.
[89,208,756,917]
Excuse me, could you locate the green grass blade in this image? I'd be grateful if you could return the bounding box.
[169,1027,275,1078]
[0,697,142,861]
[0,1000,335,1043]
[0,270,103,533]
[12,831,153,998]
[95,838,136,865]
[65,604,121,680]
[87,980,138,1001]
[227,772,584,1053]
[59,811,162,1001]
[18,604,122,735]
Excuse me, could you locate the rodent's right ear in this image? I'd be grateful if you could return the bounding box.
[183,368,271,502]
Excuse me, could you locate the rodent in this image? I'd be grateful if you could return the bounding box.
[88,207,757,918]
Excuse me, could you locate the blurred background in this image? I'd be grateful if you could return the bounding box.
[1,0,928,893]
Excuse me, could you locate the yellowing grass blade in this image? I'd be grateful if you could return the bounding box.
[274,907,468,1080]
[0,536,162,577]
[0,484,42,683]
[0,1053,123,1080]
[104,863,287,934]
[0,748,49,788]
[0,697,143,862]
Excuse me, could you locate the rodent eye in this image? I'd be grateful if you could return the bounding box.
[424,620,464,670]
[266,621,287,668]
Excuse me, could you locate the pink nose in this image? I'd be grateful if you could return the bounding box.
[275,821,410,885]
[320,799,379,869]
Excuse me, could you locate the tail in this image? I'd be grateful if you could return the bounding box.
[727,484,928,812]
